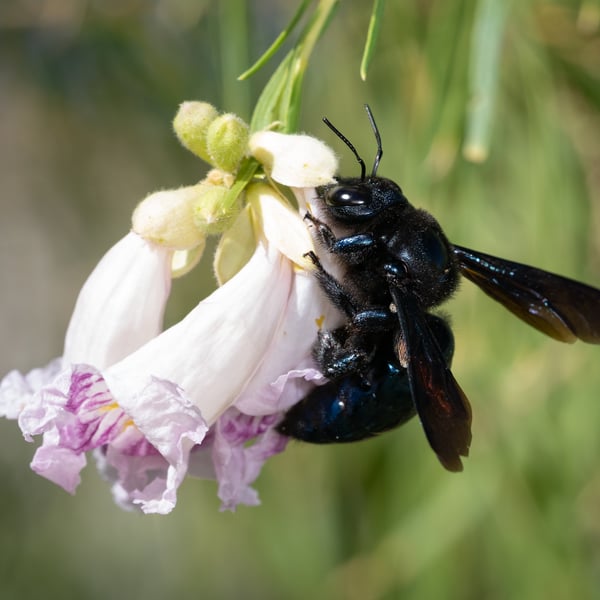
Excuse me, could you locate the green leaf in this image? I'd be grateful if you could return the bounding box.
[249,0,340,134]
[463,0,511,162]
[360,0,386,81]
[249,51,295,132]
[238,0,314,81]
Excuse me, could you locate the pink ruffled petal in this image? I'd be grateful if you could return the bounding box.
[30,429,88,494]
[0,358,62,419]
[19,364,207,514]
[235,367,326,416]
[212,409,288,511]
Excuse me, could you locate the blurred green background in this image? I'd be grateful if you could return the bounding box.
[1,1,600,598]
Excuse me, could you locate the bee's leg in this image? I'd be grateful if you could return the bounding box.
[313,328,369,379]
[304,213,376,260]
[304,250,358,318]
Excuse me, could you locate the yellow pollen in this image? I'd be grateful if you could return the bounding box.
[315,314,325,329]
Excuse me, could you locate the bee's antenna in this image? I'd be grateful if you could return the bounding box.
[323,116,366,181]
[364,104,382,176]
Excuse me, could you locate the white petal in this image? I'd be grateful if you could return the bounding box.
[248,183,314,268]
[234,268,343,415]
[64,232,172,368]
[103,234,293,425]
[249,131,338,187]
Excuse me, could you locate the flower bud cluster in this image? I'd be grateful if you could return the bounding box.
[132,102,255,274]
[173,101,249,173]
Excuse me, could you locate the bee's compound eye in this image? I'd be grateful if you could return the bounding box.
[326,186,369,207]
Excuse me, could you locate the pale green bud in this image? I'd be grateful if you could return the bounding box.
[132,185,207,250]
[192,184,241,235]
[205,113,250,173]
[173,101,218,162]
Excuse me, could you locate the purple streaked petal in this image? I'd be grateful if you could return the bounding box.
[18,364,207,513]
[79,367,209,514]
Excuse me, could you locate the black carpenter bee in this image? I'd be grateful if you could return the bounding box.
[277,106,600,471]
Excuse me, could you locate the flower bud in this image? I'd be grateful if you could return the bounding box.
[193,185,241,235]
[132,185,207,250]
[173,101,218,163]
[249,131,338,187]
[205,113,250,173]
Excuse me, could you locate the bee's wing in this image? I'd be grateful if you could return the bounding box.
[453,245,600,344]
[391,290,472,472]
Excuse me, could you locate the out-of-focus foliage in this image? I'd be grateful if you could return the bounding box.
[1,1,599,599]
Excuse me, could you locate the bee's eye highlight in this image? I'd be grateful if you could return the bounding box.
[326,186,369,207]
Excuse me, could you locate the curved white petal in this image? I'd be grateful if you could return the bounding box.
[234,268,342,415]
[103,233,293,425]
[249,183,315,269]
[64,232,172,368]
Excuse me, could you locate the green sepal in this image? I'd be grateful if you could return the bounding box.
[213,201,257,286]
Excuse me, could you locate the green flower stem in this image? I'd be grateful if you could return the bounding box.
[221,156,259,212]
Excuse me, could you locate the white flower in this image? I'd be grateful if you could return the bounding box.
[0,127,340,513]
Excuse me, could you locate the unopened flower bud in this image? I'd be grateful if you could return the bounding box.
[206,114,249,173]
[173,101,218,163]
[193,185,241,234]
[132,185,207,250]
[249,131,338,187]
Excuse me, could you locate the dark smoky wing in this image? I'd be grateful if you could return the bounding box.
[392,291,472,472]
[453,245,600,344]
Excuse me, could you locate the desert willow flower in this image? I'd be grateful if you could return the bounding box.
[0,103,341,513]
